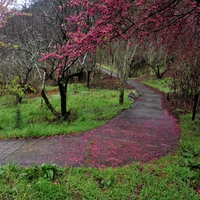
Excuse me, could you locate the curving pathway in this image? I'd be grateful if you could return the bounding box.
[0,70,180,168]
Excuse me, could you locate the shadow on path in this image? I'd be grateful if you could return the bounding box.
[0,70,180,168]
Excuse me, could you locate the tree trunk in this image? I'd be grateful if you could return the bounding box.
[150,65,168,79]
[119,68,127,105]
[119,86,124,105]
[58,81,70,120]
[41,89,61,119]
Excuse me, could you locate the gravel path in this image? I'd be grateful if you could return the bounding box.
[0,71,180,167]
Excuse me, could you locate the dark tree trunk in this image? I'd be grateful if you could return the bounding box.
[58,81,70,120]
[150,65,168,79]
[156,66,160,78]
[119,87,124,105]
[41,89,61,119]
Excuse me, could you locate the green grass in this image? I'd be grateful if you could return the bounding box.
[142,76,172,93]
[0,84,132,139]
[0,113,200,200]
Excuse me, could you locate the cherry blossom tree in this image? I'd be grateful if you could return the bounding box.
[40,0,200,118]
[42,0,199,60]
[28,0,88,120]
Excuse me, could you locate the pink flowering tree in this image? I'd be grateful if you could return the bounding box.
[42,0,199,62]
[42,0,200,116]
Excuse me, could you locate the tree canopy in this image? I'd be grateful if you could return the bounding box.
[42,0,200,67]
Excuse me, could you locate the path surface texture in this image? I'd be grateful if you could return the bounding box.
[0,71,180,168]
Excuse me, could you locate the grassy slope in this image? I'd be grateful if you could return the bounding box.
[142,76,172,93]
[0,78,200,199]
[0,84,132,138]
